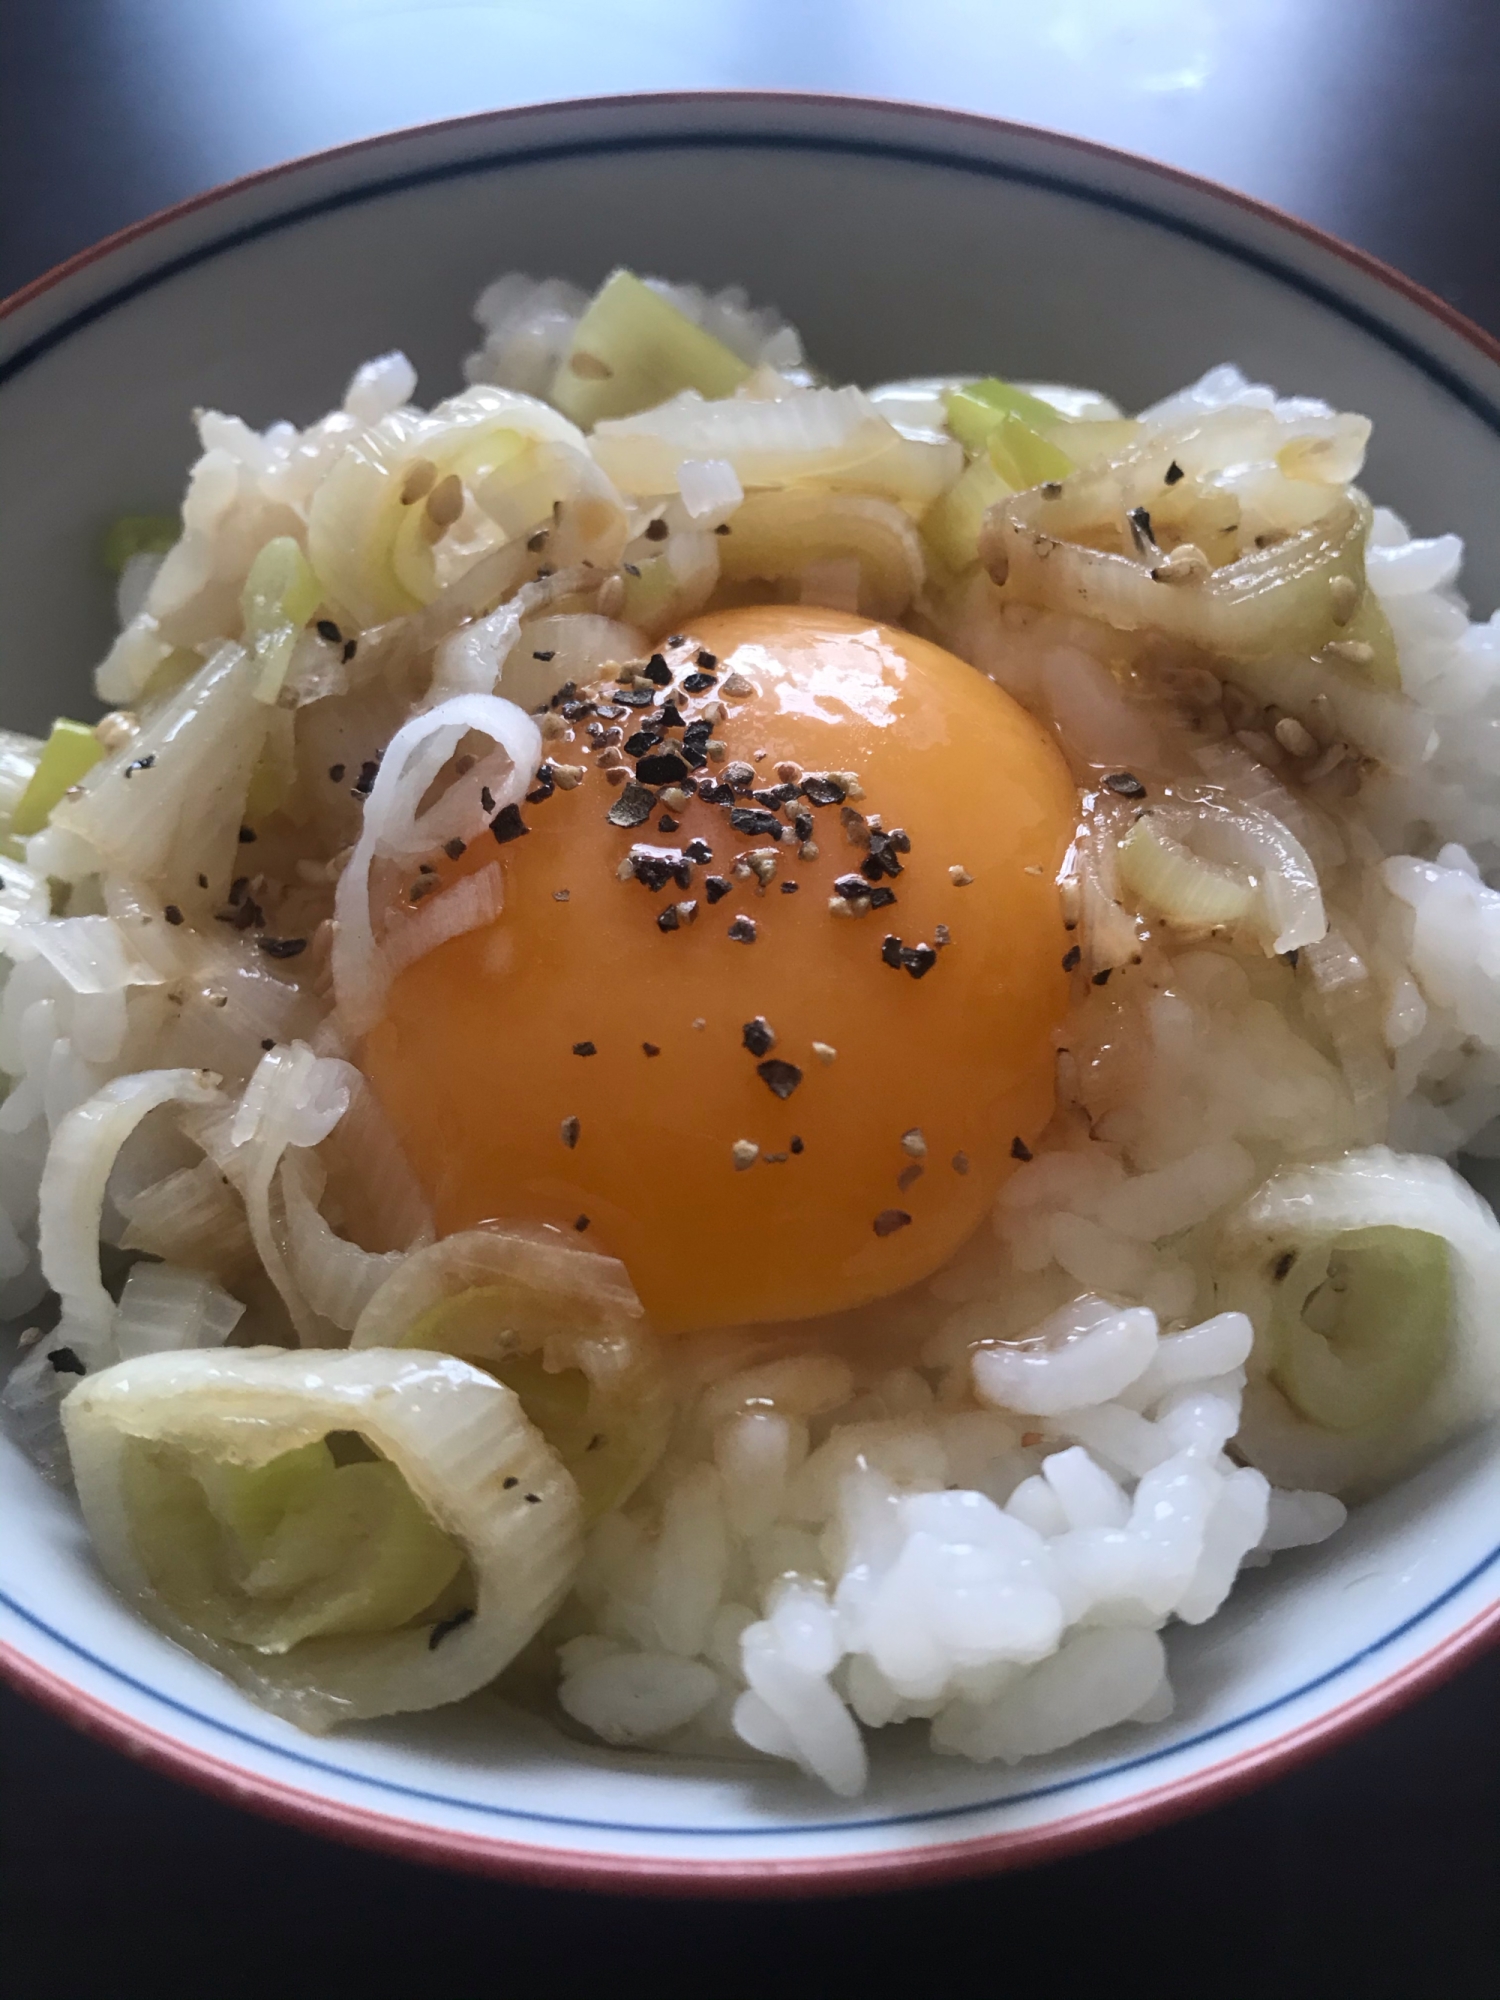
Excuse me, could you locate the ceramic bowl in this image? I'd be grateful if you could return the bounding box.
[2,92,1498,1895]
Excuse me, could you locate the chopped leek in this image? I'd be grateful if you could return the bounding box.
[1117,815,1256,933]
[126,1435,464,1652]
[242,536,321,704]
[922,456,1013,575]
[550,270,751,429]
[944,379,1067,454]
[10,719,105,836]
[986,412,1075,491]
[1267,1227,1450,1433]
[63,1346,584,1730]
[102,513,178,575]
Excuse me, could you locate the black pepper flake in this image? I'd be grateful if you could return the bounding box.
[657,905,681,932]
[623,562,641,577]
[238,824,256,843]
[1164,460,1185,486]
[790,1136,804,1155]
[881,933,905,968]
[48,1346,86,1376]
[560,1115,580,1148]
[868,886,897,909]
[643,517,669,542]
[684,838,713,865]
[228,876,249,905]
[704,875,733,904]
[624,730,658,758]
[532,648,556,662]
[1062,944,1082,971]
[727,915,758,943]
[480,785,496,813]
[714,522,731,535]
[729,807,783,838]
[573,1217,589,1234]
[657,813,681,833]
[695,649,718,669]
[196,874,208,889]
[642,1041,661,1057]
[428,1607,474,1650]
[1273,1249,1296,1281]
[888,828,911,854]
[642,654,673,686]
[503,1476,519,1489]
[163,904,183,926]
[316,618,342,644]
[607,782,659,830]
[491,803,530,845]
[1282,948,1301,970]
[800,774,846,807]
[1102,772,1147,799]
[353,761,379,798]
[873,1209,912,1238]
[1010,1136,1033,1163]
[780,880,799,894]
[655,702,686,732]
[124,755,156,778]
[341,639,358,663]
[833,873,870,900]
[756,1058,802,1100]
[697,781,734,805]
[1092,968,1113,986]
[443,837,467,861]
[328,764,345,783]
[572,1041,597,1057]
[527,529,549,552]
[754,784,799,808]
[257,936,308,959]
[680,672,716,693]
[742,1016,776,1057]
[260,1037,275,1051]
[616,686,657,708]
[636,749,689,787]
[952,1151,971,1175]
[900,943,938,979]
[1127,505,1157,555]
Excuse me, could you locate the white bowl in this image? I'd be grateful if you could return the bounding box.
[3,92,1498,1895]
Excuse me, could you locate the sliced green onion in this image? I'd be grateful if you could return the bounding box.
[242,536,321,704]
[550,270,751,428]
[922,455,1014,575]
[1117,814,1256,931]
[986,412,1075,490]
[1267,1226,1450,1434]
[124,1434,465,1654]
[944,379,1067,454]
[102,513,178,576]
[10,718,104,836]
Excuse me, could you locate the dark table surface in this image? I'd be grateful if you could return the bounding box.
[2,4,1499,1996]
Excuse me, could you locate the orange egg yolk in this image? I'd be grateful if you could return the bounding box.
[361,606,1076,1334]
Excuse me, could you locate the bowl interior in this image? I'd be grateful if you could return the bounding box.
[2,96,1498,1884]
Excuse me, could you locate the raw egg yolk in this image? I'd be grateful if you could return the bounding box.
[362,606,1076,1333]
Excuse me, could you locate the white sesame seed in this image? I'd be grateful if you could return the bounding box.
[812,1041,837,1064]
[732,1139,759,1170]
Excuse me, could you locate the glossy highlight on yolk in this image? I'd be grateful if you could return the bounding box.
[362,606,1076,1333]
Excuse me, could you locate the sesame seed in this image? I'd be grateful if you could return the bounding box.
[553,889,570,902]
[901,1128,927,1158]
[560,1116,580,1148]
[949,865,974,886]
[812,1042,837,1065]
[897,1162,923,1193]
[732,1139,759,1171]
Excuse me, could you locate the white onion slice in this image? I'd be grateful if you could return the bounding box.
[716,490,923,622]
[113,1261,245,1360]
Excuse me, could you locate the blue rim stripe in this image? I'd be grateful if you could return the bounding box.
[4,1540,1497,1839]
[3,116,1499,1845]
[3,128,1500,437]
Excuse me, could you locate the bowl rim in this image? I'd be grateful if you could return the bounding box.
[2,86,1498,1897]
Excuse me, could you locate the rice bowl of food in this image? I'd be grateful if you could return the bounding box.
[2,93,1498,1892]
